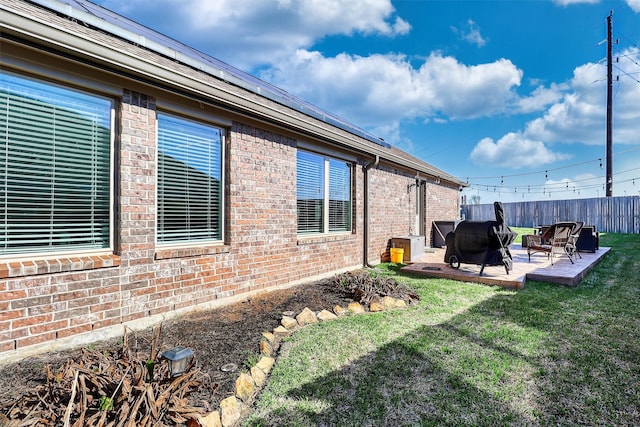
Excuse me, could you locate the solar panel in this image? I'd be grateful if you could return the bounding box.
[30,0,391,148]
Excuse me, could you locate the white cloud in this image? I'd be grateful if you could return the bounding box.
[101,0,410,70]
[472,48,640,171]
[262,50,523,127]
[552,0,640,12]
[525,48,640,145]
[628,0,640,12]
[552,0,599,6]
[470,133,571,168]
[452,19,488,47]
[516,83,568,114]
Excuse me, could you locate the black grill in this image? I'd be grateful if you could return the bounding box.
[444,202,518,275]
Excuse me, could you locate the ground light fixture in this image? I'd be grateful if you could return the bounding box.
[161,346,194,377]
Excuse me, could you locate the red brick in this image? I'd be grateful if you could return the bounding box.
[90,301,119,313]
[121,312,146,323]
[53,290,89,302]
[0,308,24,322]
[0,290,27,302]
[30,319,68,335]
[16,331,57,349]
[56,324,92,338]
[53,307,90,321]
[0,340,15,352]
[12,314,53,329]
[92,317,121,331]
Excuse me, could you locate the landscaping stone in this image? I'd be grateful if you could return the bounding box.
[259,339,273,356]
[369,300,384,312]
[235,372,255,402]
[220,396,241,427]
[251,366,267,387]
[256,356,275,374]
[261,331,275,343]
[273,325,291,337]
[280,315,297,330]
[215,284,410,426]
[333,305,347,316]
[295,307,318,326]
[347,301,365,314]
[317,309,338,321]
[381,296,397,309]
[393,298,407,308]
[197,411,221,427]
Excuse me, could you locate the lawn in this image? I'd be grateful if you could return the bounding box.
[244,232,640,426]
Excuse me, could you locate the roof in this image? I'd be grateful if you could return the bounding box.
[17,0,464,187]
[29,0,391,149]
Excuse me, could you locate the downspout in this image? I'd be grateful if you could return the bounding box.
[363,155,380,268]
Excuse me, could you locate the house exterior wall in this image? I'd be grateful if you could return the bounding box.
[0,82,368,361]
[0,0,461,362]
[424,182,462,247]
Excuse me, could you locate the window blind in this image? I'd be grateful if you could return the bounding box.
[0,71,112,255]
[297,150,351,234]
[329,159,351,231]
[296,151,324,233]
[157,113,222,243]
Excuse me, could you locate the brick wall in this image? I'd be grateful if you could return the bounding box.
[366,167,461,262]
[367,165,416,262]
[0,80,462,362]
[424,182,462,246]
[0,89,370,362]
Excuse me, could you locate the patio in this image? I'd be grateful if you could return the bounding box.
[400,245,610,289]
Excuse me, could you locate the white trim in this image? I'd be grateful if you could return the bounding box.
[154,111,225,247]
[1,46,122,96]
[0,69,116,259]
[323,158,331,233]
[156,99,232,128]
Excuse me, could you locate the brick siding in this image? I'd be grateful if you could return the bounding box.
[0,0,461,361]
[0,87,460,362]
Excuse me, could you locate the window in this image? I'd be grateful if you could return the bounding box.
[297,150,352,234]
[0,71,113,256]
[157,112,223,244]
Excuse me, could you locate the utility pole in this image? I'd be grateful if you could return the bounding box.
[606,10,613,197]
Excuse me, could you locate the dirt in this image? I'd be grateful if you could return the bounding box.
[0,278,352,418]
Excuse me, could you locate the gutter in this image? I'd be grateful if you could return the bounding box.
[363,155,380,268]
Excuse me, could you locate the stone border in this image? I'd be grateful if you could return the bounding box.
[195,296,409,427]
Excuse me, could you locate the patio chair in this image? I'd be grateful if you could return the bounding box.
[527,221,579,265]
[565,221,584,260]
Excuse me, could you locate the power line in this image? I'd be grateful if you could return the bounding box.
[458,146,640,181]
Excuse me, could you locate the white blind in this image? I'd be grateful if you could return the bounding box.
[0,71,112,255]
[297,150,351,234]
[157,113,222,243]
[329,159,351,231]
[297,151,324,233]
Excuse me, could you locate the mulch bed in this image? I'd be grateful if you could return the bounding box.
[0,280,351,426]
[0,272,418,425]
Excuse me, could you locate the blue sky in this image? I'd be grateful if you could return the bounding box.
[94,0,640,203]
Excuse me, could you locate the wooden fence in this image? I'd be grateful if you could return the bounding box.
[461,196,640,234]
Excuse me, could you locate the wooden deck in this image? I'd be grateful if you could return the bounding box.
[400,246,610,289]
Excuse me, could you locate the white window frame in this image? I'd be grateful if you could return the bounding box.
[0,69,115,259]
[297,149,352,235]
[156,111,225,247]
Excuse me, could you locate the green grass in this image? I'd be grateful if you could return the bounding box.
[244,233,640,426]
